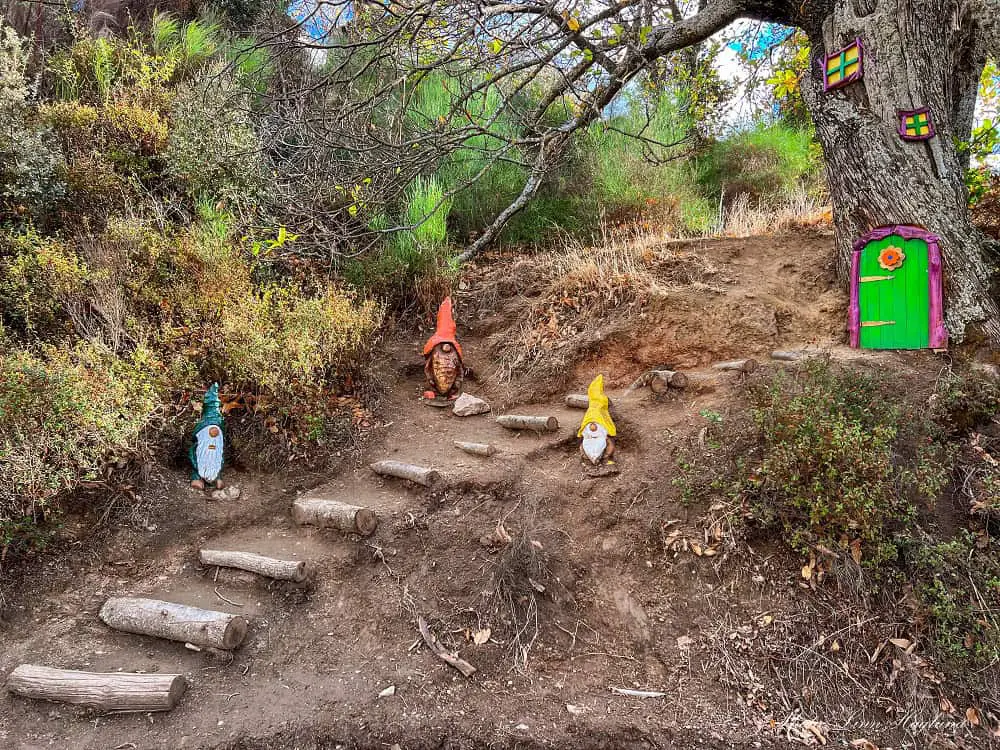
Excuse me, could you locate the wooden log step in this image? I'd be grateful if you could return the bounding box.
[683,371,738,393]
[649,369,687,393]
[370,460,442,487]
[454,441,496,457]
[564,394,589,409]
[6,665,186,713]
[771,350,830,362]
[199,549,309,583]
[711,358,758,373]
[496,415,559,432]
[99,597,248,650]
[292,497,378,536]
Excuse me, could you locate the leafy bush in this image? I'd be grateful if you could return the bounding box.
[165,78,265,205]
[0,230,88,338]
[678,361,947,565]
[0,23,66,217]
[904,532,1000,674]
[216,285,382,395]
[698,122,822,204]
[0,343,158,550]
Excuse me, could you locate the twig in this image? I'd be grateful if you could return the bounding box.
[416,615,477,677]
[214,587,245,607]
[611,686,666,698]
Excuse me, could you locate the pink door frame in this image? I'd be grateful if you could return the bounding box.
[848,225,948,350]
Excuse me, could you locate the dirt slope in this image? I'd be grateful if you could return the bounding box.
[1,231,978,749]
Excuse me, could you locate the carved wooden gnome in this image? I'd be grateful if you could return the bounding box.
[578,375,616,466]
[422,296,464,401]
[189,383,226,490]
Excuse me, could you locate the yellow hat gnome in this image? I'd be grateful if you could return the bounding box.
[578,375,616,467]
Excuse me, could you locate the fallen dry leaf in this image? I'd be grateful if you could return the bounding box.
[967,706,981,726]
[801,719,828,745]
[691,541,704,556]
[939,696,955,713]
[850,539,862,565]
[473,627,491,645]
[849,740,878,750]
[801,564,813,580]
[889,638,911,650]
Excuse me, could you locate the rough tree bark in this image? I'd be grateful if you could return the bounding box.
[760,0,1000,342]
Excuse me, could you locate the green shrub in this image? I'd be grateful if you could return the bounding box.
[904,532,1000,675]
[583,95,716,234]
[216,285,383,395]
[677,361,947,565]
[0,24,66,217]
[698,122,822,202]
[0,231,88,338]
[0,343,159,549]
[165,78,265,205]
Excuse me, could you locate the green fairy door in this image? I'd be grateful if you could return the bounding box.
[858,234,930,349]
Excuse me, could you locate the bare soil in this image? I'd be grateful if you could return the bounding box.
[1,231,990,749]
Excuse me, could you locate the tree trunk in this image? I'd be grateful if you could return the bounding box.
[98,598,248,650]
[7,665,186,712]
[795,0,999,344]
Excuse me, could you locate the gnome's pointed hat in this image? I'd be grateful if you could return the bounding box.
[422,296,463,358]
[193,382,224,434]
[577,374,616,437]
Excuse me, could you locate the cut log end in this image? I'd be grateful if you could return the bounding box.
[354,508,378,536]
[99,597,248,650]
[198,550,311,583]
[370,460,442,488]
[221,617,248,650]
[649,370,687,393]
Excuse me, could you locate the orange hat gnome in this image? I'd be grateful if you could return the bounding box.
[423,297,464,400]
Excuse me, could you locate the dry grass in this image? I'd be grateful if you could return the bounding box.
[479,230,718,393]
[719,188,830,238]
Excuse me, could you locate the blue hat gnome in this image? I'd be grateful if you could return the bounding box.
[190,383,225,490]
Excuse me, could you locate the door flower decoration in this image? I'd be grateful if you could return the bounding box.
[878,245,905,271]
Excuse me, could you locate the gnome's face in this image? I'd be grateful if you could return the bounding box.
[195,424,224,482]
[581,422,609,464]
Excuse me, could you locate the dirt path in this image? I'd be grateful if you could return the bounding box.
[0,326,773,749]
[3,232,894,749]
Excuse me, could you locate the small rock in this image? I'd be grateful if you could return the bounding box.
[378,685,395,698]
[452,393,490,417]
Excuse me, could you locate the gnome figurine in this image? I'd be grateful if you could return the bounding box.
[189,383,226,490]
[422,296,464,401]
[578,375,616,467]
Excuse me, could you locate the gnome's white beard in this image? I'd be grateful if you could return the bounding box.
[581,424,609,464]
[195,425,224,482]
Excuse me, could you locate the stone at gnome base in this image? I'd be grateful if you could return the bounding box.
[452,393,490,417]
